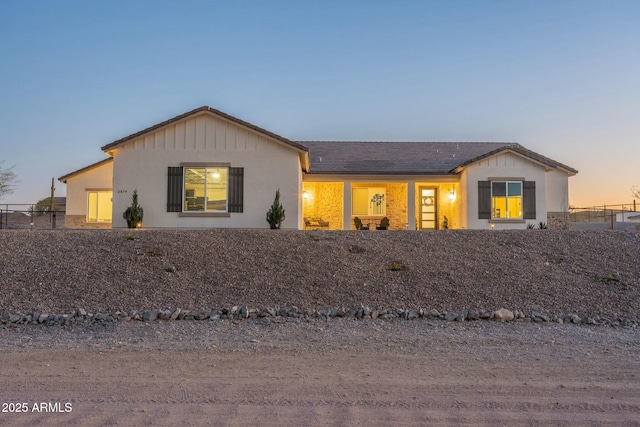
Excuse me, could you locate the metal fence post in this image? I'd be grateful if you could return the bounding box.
[610,210,614,229]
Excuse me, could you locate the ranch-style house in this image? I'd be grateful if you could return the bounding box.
[59,106,577,230]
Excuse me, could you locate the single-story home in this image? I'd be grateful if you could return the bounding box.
[59,106,577,230]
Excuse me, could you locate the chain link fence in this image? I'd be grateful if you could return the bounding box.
[0,204,65,229]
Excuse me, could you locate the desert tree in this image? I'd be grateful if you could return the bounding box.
[32,196,64,216]
[0,161,17,199]
[633,186,640,199]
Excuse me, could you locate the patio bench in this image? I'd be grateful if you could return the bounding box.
[304,217,330,229]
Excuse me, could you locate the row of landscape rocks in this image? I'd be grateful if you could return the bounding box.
[1,306,638,328]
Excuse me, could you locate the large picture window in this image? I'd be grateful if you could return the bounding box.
[87,191,112,222]
[491,181,522,219]
[167,166,243,214]
[352,187,386,216]
[184,167,228,212]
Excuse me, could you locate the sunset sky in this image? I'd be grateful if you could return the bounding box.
[1,1,638,208]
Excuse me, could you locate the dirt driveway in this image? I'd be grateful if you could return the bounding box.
[1,320,639,426]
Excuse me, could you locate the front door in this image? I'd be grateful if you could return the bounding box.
[419,187,438,230]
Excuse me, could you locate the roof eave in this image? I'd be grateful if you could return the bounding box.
[300,152,310,172]
[101,106,310,154]
[58,157,113,183]
[452,146,578,176]
[305,170,456,175]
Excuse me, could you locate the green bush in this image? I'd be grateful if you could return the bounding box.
[266,189,285,229]
[123,189,144,228]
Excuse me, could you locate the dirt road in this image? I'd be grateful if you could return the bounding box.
[1,320,639,426]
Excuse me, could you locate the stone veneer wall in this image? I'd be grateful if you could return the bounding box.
[439,194,454,229]
[302,183,343,230]
[304,182,465,230]
[65,215,112,229]
[547,212,569,230]
[385,184,408,230]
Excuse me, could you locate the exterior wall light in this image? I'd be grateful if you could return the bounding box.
[448,190,456,202]
[302,191,309,200]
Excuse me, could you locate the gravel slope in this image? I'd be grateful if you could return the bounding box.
[1,229,638,318]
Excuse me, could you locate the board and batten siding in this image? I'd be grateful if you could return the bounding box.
[110,112,303,229]
[128,114,287,152]
[462,151,549,230]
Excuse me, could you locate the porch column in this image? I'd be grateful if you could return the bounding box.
[343,182,351,230]
[407,182,416,230]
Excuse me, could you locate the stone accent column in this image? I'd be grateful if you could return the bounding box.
[547,212,569,229]
[343,182,351,230]
[407,182,416,230]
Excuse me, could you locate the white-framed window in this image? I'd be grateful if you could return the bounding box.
[352,187,386,216]
[183,167,228,212]
[491,181,522,219]
[87,191,112,222]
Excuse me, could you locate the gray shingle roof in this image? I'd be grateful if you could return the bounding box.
[299,141,516,174]
[299,141,578,175]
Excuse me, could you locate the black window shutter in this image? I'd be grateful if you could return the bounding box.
[478,181,491,219]
[228,167,244,213]
[167,167,183,212]
[523,181,536,219]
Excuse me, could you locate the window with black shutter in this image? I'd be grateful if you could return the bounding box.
[523,181,536,219]
[228,167,244,213]
[168,165,243,214]
[167,167,183,212]
[478,181,491,219]
[480,179,536,220]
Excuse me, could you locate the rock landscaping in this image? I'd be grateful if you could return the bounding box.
[1,305,637,328]
[1,228,639,325]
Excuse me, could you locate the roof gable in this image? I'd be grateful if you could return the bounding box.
[454,144,578,175]
[58,158,113,183]
[101,106,310,155]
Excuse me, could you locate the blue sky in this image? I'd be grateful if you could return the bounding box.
[1,0,638,207]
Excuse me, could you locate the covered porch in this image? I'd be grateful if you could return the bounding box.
[302,179,460,230]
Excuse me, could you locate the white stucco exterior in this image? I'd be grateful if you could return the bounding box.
[64,160,113,216]
[545,168,571,213]
[59,107,576,230]
[461,151,565,229]
[107,112,304,229]
[60,159,114,228]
